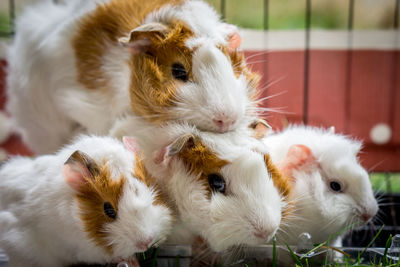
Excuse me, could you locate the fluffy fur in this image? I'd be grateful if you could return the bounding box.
[0,135,172,267]
[7,0,259,154]
[262,125,379,245]
[126,121,283,252]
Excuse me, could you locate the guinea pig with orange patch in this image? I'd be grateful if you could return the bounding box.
[0,135,173,267]
[7,0,260,154]
[252,124,378,246]
[124,122,285,252]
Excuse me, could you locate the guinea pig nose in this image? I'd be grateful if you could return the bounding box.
[362,213,373,223]
[253,229,270,241]
[136,237,153,251]
[212,115,237,132]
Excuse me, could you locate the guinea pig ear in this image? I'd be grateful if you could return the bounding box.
[63,150,100,192]
[122,136,140,155]
[249,118,272,139]
[153,133,196,165]
[118,22,169,54]
[278,144,318,177]
[220,23,242,51]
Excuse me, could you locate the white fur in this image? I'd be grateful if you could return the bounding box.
[7,0,256,154]
[0,135,172,267]
[263,125,379,245]
[130,121,282,252]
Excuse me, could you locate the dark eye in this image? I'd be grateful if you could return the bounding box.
[330,181,342,192]
[208,173,226,194]
[104,202,117,219]
[171,63,188,81]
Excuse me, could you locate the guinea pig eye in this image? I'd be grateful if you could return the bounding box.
[208,173,226,194]
[171,63,188,82]
[329,181,342,192]
[103,202,117,219]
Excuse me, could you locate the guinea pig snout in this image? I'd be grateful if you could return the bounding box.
[212,113,238,132]
[136,236,153,252]
[250,220,277,242]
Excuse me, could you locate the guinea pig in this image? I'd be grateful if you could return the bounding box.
[258,125,379,246]
[0,135,173,267]
[123,122,285,252]
[7,0,260,154]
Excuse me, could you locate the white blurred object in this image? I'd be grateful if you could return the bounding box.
[0,111,11,144]
[370,123,392,145]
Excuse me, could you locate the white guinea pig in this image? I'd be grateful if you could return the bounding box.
[260,125,379,246]
[0,135,172,267]
[124,122,284,252]
[7,0,260,154]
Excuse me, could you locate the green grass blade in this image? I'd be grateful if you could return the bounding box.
[359,225,385,258]
[383,234,393,266]
[151,247,159,267]
[272,236,277,267]
[286,243,302,266]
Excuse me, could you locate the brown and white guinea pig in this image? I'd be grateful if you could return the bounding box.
[255,124,379,246]
[7,0,260,154]
[0,135,173,267]
[123,122,285,252]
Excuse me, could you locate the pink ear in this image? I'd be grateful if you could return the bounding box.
[153,133,196,165]
[229,32,242,51]
[63,164,89,192]
[278,144,317,177]
[122,136,140,154]
[220,23,242,51]
[153,147,168,165]
[63,150,99,192]
[249,119,272,139]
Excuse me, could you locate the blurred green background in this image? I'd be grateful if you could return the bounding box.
[0,0,398,34]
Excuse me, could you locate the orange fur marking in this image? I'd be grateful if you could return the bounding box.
[264,154,294,219]
[177,137,229,198]
[128,23,194,123]
[133,155,168,207]
[73,0,193,123]
[74,161,125,255]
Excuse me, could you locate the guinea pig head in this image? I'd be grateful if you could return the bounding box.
[152,133,283,252]
[119,21,259,133]
[280,143,378,236]
[63,150,172,259]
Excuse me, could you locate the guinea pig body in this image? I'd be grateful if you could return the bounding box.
[262,126,378,245]
[7,0,259,154]
[0,135,172,267]
[124,121,284,252]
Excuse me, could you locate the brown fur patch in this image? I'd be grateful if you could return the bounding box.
[73,0,193,123]
[128,22,194,123]
[264,154,294,219]
[133,155,167,206]
[177,137,229,198]
[74,161,125,255]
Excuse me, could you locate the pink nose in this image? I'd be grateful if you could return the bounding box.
[253,230,270,241]
[212,115,237,132]
[136,237,153,251]
[362,213,373,223]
